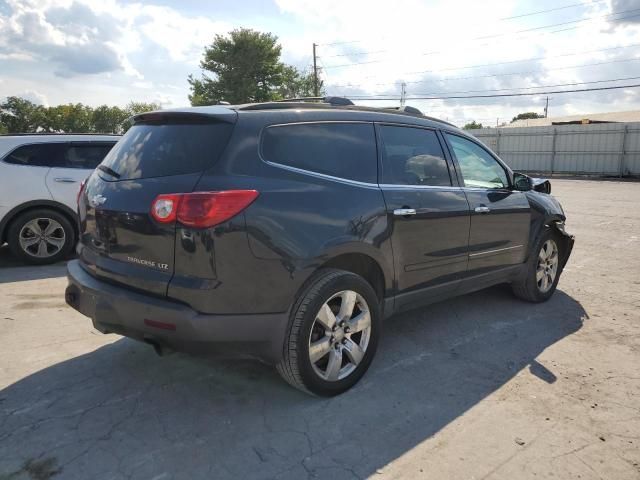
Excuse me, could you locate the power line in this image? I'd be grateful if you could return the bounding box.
[322,8,640,68]
[345,83,640,101]
[500,0,604,20]
[346,76,640,98]
[319,0,606,48]
[328,53,640,89]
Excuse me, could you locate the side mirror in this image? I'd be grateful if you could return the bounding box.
[513,172,533,191]
[532,177,552,194]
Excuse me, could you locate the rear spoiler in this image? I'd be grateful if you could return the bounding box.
[132,106,238,125]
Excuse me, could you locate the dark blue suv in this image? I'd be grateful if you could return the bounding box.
[65,98,574,396]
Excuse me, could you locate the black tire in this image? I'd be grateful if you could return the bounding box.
[7,208,76,265]
[277,268,381,396]
[512,227,564,303]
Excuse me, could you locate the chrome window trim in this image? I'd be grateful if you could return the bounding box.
[263,120,373,129]
[378,183,463,192]
[262,160,381,189]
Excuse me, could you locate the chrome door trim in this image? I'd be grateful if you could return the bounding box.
[469,244,524,258]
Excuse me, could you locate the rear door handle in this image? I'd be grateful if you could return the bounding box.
[54,177,77,183]
[393,208,417,216]
[474,206,491,214]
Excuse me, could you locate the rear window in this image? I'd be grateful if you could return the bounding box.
[99,123,233,180]
[261,122,377,183]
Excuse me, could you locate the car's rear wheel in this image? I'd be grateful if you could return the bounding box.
[277,269,381,396]
[7,209,76,265]
[512,228,563,302]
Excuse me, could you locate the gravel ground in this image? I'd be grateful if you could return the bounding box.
[0,179,639,480]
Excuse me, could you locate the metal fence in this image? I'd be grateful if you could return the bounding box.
[471,122,640,176]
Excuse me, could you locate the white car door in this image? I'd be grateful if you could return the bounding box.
[45,142,116,211]
[0,143,59,221]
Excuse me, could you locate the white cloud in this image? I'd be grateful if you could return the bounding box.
[275,0,640,124]
[15,90,49,106]
[3,0,640,121]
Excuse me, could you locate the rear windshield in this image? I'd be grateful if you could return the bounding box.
[99,122,233,180]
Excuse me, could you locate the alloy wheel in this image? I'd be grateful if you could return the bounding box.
[18,218,66,258]
[536,239,559,293]
[308,290,372,381]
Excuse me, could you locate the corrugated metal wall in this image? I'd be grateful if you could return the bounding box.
[471,122,640,176]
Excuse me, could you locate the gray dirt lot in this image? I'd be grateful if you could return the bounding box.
[0,179,639,480]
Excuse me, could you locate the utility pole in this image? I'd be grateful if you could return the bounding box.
[544,96,549,118]
[312,43,319,97]
[400,81,407,107]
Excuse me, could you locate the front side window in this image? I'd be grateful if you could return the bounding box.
[63,143,115,169]
[3,143,65,167]
[445,134,509,189]
[379,125,451,186]
[261,122,377,183]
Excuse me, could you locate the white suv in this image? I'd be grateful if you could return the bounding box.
[0,134,119,264]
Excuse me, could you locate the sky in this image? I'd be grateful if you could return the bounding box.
[1,0,640,126]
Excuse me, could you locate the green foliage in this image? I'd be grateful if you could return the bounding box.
[275,65,322,99]
[0,97,161,134]
[44,103,94,133]
[511,112,544,123]
[463,120,484,130]
[189,28,323,105]
[0,97,47,133]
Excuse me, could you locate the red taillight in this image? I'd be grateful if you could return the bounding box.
[77,178,87,206]
[150,190,259,228]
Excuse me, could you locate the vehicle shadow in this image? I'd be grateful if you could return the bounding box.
[0,286,586,480]
[0,245,69,283]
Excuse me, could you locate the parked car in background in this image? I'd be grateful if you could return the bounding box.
[0,134,119,264]
[65,98,574,396]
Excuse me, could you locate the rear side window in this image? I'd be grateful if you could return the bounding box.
[379,126,451,186]
[63,143,115,169]
[99,123,234,180]
[261,122,377,183]
[3,143,65,167]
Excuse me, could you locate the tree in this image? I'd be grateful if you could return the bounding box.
[463,120,484,130]
[188,28,322,105]
[275,65,323,99]
[92,105,129,134]
[511,112,544,123]
[0,97,162,134]
[0,97,46,133]
[125,101,162,117]
[43,103,94,133]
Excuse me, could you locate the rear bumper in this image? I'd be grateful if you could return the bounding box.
[65,260,289,363]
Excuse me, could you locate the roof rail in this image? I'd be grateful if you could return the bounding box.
[275,96,355,106]
[382,105,424,115]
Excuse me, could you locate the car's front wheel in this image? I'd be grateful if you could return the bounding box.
[277,269,381,396]
[7,209,76,265]
[512,228,564,302]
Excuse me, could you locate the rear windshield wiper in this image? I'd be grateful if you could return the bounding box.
[97,165,121,179]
